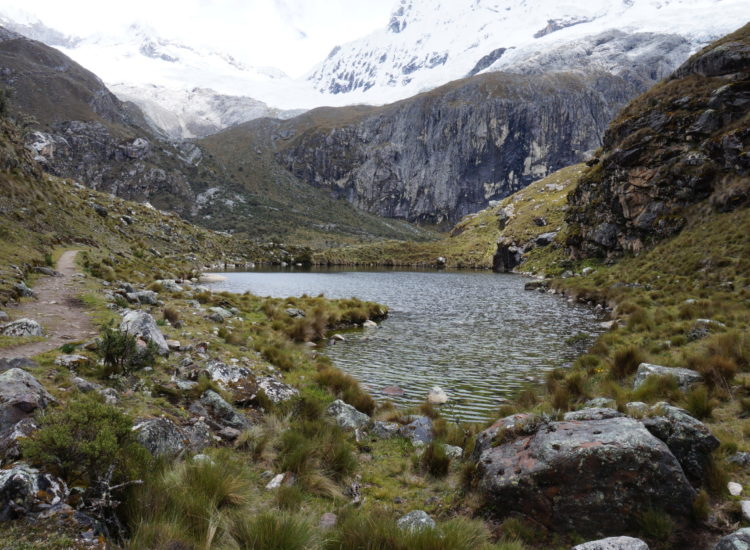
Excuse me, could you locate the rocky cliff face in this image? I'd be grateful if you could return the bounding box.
[276,70,641,225]
[566,24,750,258]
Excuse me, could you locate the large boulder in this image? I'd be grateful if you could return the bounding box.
[715,528,750,550]
[476,417,696,535]
[0,463,68,520]
[1,319,43,337]
[120,310,169,356]
[573,537,649,550]
[200,390,251,431]
[133,418,186,457]
[13,282,34,298]
[633,363,702,392]
[471,413,541,461]
[326,400,371,431]
[0,369,54,432]
[641,403,719,485]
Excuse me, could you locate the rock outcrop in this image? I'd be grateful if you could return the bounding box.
[0,369,54,432]
[476,416,696,535]
[0,463,68,520]
[567,24,750,257]
[276,71,640,225]
[120,310,169,356]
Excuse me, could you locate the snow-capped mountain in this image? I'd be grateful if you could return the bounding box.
[1,1,747,139]
[308,0,750,103]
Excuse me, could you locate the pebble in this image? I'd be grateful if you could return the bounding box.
[729,482,743,496]
[265,474,284,490]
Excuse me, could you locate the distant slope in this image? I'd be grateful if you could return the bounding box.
[566,22,750,258]
[0,26,431,247]
[219,69,638,226]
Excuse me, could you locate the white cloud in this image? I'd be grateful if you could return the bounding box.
[0,0,395,77]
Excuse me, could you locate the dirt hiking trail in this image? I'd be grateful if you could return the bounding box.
[0,250,97,359]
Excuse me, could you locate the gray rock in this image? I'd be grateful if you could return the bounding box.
[0,311,8,322]
[633,363,702,392]
[741,501,750,523]
[476,417,696,534]
[641,403,720,485]
[625,402,650,418]
[471,413,541,461]
[13,282,34,298]
[585,397,617,409]
[99,387,118,405]
[208,307,233,320]
[443,444,463,459]
[133,418,186,457]
[200,390,251,430]
[573,537,649,550]
[326,400,371,431]
[728,452,750,467]
[132,291,158,306]
[564,408,624,421]
[33,267,60,276]
[371,421,401,439]
[71,377,101,393]
[0,369,54,432]
[715,528,750,550]
[396,510,435,532]
[120,310,169,356]
[1,319,43,337]
[688,318,726,341]
[0,418,38,462]
[285,308,306,318]
[54,354,90,370]
[319,512,337,529]
[0,463,68,520]
[399,416,433,445]
[258,377,299,403]
[535,231,558,246]
[155,279,183,292]
[205,360,252,385]
[184,419,213,452]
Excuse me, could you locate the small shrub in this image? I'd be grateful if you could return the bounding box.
[609,346,647,379]
[21,393,150,485]
[98,324,156,376]
[704,457,729,496]
[564,370,588,400]
[516,389,538,409]
[59,343,77,354]
[551,385,571,411]
[44,252,54,267]
[638,508,674,540]
[421,442,450,477]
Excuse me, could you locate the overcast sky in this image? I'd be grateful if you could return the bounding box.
[0,0,395,76]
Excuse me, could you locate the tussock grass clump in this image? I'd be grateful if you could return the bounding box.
[421,441,451,477]
[683,385,717,420]
[324,509,508,550]
[609,346,647,380]
[638,508,674,540]
[230,512,313,550]
[687,353,738,391]
[631,374,681,403]
[315,363,375,415]
[127,454,252,549]
[277,419,356,496]
[274,485,305,511]
[692,490,711,523]
[162,306,180,326]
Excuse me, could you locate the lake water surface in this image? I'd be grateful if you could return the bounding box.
[206,269,602,421]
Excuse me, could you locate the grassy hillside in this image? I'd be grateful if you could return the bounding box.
[314,163,584,268]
